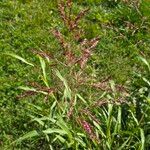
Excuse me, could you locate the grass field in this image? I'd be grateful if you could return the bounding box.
[0,0,150,149]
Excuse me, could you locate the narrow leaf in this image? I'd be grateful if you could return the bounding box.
[139,56,150,72]
[4,53,34,66]
[39,56,49,87]
[15,130,38,143]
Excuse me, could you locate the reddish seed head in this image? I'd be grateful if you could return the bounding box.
[82,120,92,134]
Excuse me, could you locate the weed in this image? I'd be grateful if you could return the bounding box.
[0,0,150,149]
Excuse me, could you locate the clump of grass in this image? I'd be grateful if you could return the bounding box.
[1,0,150,149]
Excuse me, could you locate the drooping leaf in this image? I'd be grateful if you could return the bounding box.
[14,130,38,143]
[4,53,34,66]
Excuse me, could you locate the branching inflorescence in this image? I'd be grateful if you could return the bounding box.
[53,0,100,68]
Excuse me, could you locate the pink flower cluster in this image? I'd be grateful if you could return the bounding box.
[82,120,92,134]
[77,118,99,143]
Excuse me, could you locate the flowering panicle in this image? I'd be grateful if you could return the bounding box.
[64,50,77,65]
[17,91,37,99]
[17,82,55,100]
[67,99,75,119]
[52,29,68,50]
[66,0,73,8]
[92,81,128,95]
[70,8,90,30]
[77,118,92,134]
[58,0,89,31]
[79,37,100,68]
[58,1,68,27]
[92,99,108,107]
[77,118,98,141]
[81,109,100,124]
[31,49,54,60]
[53,0,100,69]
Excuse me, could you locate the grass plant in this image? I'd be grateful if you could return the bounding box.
[0,0,150,149]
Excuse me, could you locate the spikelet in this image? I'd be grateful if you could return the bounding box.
[79,37,100,68]
[52,29,68,50]
[70,8,90,30]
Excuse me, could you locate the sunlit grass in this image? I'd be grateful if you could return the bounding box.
[0,0,150,149]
